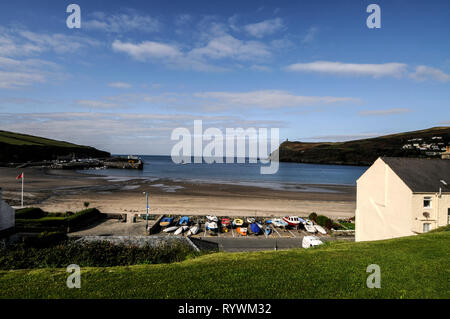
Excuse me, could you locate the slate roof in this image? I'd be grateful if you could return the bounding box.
[381,157,450,193]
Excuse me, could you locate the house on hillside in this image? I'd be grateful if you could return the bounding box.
[0,188,14,236]
[355,157,450,242]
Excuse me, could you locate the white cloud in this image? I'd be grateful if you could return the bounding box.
[194,90,359,109]
[18,31,99,54]
[244,18,284,38]
[286,61,408,78]
[0,71,45,89]
[359,108,412,116]
[175,14,192,26]
[108,82,132,89]
[302,26,318,44]
[250,65,271,72]
[84,11,160,33]
[0,112,284,154]
[0,55,60,89]
[112,40,182,61]
[189,35,271,61]
[75,100,120,109]
[410,65,450,82]
[112,35,271,71]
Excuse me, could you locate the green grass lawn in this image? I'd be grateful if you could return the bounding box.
[0,231,449,299]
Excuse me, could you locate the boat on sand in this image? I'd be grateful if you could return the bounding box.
[163,226,178,233]
[206,221,218,232]
[232,218,244,227]
[206,215,218,222]
[304,224,317,233]
[314,225,327,235]
[283,216,301,227]
[237,227,247,236]
[160,217,174,227]
[174,226,189,235]
[272,219,288,228]
[179,216,190,226]
[186,225,200,236]
[250,223,261,235]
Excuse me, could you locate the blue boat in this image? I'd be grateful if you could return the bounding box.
[160,217,174,227]
[250,223,261,235]
[265,220,273,224]
[265,226,272,236]
[179,216,190,226]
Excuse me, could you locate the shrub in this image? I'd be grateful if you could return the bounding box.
[23,231,68,248]
[315,215,329,227]
[15,207,47,219]
[308,212,318,221]
[0,240,198,270]
[315,215,336,230]
[325,219,334,230]
[15,208,103,232]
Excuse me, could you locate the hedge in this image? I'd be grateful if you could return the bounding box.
[15,208,103,232]
[0,240,197,270]
[15,207,47,219]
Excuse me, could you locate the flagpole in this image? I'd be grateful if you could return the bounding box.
[21,173,24,208]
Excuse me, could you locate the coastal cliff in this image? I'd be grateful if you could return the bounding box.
[0,130,110,164]
[274,127,450,166]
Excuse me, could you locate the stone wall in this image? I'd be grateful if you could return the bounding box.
[0,188,15,233]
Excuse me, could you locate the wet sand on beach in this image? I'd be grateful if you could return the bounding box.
[0,167,356,218]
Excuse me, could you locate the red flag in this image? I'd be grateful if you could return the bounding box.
[16,172,23,180]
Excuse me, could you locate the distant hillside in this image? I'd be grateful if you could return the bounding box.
[275,127,450,166]
[0,131,110,164]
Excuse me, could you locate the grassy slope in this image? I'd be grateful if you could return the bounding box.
[278,126,450,165]
[1,231,449,299]
[0,131,81,148]
[0,130,110,163]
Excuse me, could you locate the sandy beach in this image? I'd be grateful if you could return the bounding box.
[0,167,356,218]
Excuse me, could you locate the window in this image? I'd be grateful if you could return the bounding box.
[423,197,432,208]
[423,223,431,233]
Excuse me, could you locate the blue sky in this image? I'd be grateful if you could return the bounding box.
[0,0,449,155]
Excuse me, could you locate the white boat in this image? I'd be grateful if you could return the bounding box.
[283,216,301,227]
[302,236,323,249]
[304,224,317,233]
[246,217,256,224]
[272,219,288,228]
[163,226,178,233]
[206,215,218,222]
[304,219,314,226]
[314,225,327,235]
[186,225,200,236]
[206,221,218,231]
[174,226,189,235]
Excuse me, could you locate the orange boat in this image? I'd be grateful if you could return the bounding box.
[237,227,248,236]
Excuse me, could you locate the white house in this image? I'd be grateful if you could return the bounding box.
[355,157,450,242]
[0,188,14,236]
